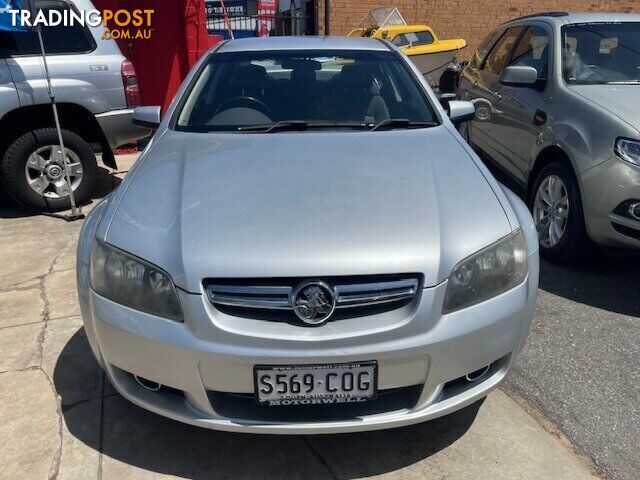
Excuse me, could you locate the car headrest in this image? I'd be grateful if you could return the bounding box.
[340,64,374,91]
[291,63,317,84]
[232,64,268,90]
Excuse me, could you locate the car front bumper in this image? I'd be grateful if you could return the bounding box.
[95,109,152,149]
[582,156,640,249]
[77,257,538,434]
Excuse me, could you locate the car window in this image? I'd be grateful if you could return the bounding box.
[482,26,525,75]
[562,22,640,84]
[176,49,438,132]
[468,29,503,69]
[0,0,94,57]
[392,31,435,47]
[509,26,550,79]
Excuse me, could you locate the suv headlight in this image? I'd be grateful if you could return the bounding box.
[615,138,640,167]
[90,240,183,322]
[442,230,527,314]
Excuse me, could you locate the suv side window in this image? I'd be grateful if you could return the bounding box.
[0,1,95,57]
[509,26,550,79]
[482,26,525,75]
[468,29,503,69]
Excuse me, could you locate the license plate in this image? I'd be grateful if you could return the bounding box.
[254,362,377,406]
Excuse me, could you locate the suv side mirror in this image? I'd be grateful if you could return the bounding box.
[499,66,538,86]
[132,106,161,129]
[447,100,476,125]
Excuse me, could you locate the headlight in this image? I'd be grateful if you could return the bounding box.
[615,138,640,167]
[90,240,183,321]
[442,230,527,314]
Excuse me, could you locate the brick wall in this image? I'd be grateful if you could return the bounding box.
[316,1,640,59]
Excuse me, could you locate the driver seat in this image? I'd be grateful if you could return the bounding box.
[335,64,389,123]
[230,64,268,98]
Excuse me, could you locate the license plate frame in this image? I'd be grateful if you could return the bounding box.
[253,361,378,406]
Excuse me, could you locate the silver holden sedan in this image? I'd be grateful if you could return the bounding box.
[77,36,539,434]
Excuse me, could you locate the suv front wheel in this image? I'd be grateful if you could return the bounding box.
[529,162,592,263]
[1,128,97,211]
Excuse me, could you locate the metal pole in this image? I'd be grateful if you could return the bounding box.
[36,28,80,217]
[219,0,234,39]
[324,0,329,35]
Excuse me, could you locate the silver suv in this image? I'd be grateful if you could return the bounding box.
[0,0,149,210]
[458,12,640,263]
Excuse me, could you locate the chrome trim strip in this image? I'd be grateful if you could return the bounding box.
[206,294,292,309]
[335,279,419,307]
[206,285,292,295]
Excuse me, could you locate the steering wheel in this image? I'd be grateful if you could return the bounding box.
[215,96,272,117]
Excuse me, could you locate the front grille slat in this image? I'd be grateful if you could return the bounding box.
[334,279,418,307]
[205,276,420,322]
[207,293,292,309]
[207,285,293,295]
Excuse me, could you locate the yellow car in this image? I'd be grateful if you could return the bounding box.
[348,8,467,88]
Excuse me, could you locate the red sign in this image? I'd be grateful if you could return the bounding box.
[257,0,276,37]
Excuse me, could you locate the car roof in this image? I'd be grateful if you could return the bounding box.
[504,12,640,27]
[216,36,390,53]
[560,13,640,24]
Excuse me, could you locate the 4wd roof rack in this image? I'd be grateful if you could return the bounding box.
[503,11,569,24]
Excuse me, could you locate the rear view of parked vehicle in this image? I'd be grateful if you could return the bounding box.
[458,13,640,263]
[0,0,149,211]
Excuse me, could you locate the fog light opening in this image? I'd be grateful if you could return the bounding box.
[134,375,162,392]
[465,365,491,382]
[629,202,640,221]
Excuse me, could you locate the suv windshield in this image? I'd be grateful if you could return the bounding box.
[563,22,640,84]
[175,50,438,132]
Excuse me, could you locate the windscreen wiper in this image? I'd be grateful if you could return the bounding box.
[238,121,370,133]
[238,120,308,133]
[605,80,640,85]
[370,118,438,131]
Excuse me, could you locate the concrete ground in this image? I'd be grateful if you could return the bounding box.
[0,155,603,479]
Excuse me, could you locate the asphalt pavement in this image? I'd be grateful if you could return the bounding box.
[481,158,640,480]
[506,245,640,480]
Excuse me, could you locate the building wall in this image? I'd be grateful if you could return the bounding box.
[317,1,640,59]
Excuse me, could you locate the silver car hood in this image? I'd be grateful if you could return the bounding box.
[571,85,640,133]
[105,127,512,292]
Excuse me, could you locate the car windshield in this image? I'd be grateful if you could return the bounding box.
[562,22,640,84]
[392,31,435,47]
[175,49,438,132]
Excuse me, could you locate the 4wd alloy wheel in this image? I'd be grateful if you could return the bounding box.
[533,174,569,248]
[1,128,97,211]
[24,145,83,199]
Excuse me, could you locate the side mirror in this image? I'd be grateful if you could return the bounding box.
[499,66,538,86]
[447,100,475,125]
[132,106,161,129]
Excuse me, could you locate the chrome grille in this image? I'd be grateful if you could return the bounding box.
[205,277,420,314]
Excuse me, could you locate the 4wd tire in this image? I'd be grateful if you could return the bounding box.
[458,121,471,144]
[1,128,97,211]
[529,162,592,264]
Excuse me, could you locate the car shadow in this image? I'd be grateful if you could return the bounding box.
[55,327,483,479]
[0,166,122,219]
[539,255,640,317]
